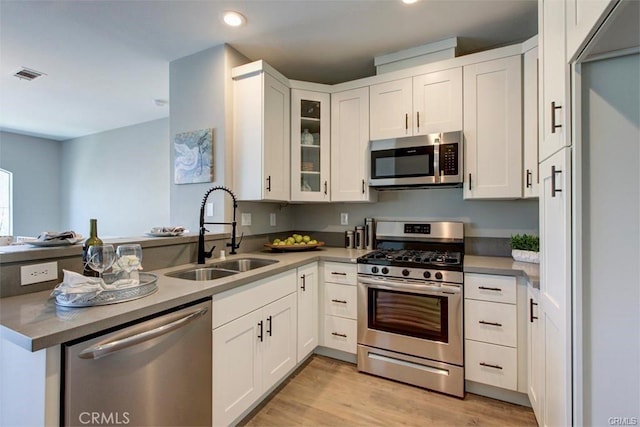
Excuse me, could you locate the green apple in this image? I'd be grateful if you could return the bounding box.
[295,235,303,243]
[303,235,311,243]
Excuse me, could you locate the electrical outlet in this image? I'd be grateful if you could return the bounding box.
[206,202,214,217]
[340,212,349,225]
[270,213,277,226]
[241,213,252,226]
[21,261,58,286]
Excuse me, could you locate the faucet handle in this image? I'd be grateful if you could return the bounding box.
[205,245,215,259]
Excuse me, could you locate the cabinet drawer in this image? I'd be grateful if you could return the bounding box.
[324,282,357,319]
[465,299,517,347]
[323,262,357,285]
[465,273,516,304]
[322,316,357,354]
[465,339,517,391]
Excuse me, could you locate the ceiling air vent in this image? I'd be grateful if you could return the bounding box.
[13,67,45,81]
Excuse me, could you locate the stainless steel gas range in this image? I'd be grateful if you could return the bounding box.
[356,220,465,397]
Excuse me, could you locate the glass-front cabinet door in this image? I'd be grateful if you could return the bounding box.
[291,89,330,201]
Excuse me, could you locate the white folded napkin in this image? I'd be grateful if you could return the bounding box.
[51,270,103,303]
[37,230,80,241]
[151,226,185,234]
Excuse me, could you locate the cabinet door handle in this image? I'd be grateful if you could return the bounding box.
[331,272,347,276]
[480,362,503,370]
[468,173,472,191]
[331,332,347,338]
[526,169,532,188]
[331,299,347,304]
[300,274,306,291]
[479,320,503,327]
[478,286,502,292]
[405,113,408,131]
[362,179,365,194]
[551,165,562,197]
[266,316,272,337]
[530,298,539,323]
[324,181,328,195]
[416,111,420,130]
[266,175,271,192]
[257,320,264,342]
[551,101,562,134]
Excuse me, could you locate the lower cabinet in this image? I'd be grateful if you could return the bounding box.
[212,271,297,426]
[320,262,358,354]
[297,262,319,362]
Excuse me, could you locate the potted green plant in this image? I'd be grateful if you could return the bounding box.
[511,234,540,263]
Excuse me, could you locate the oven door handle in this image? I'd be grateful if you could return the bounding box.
[357,276,461,295]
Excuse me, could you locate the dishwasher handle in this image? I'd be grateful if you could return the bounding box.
[78,306,209,360]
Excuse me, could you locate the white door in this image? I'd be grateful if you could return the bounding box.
[212,310,263,427]
[369,78,412,140]
[262,293,297,392]
[263,73,290,201]
[539,0,570,162]
[523,46,539,199]
[412,67,463,135]
[539,147,572,427]
[463,55,522,199]
[331,87,375,202]
[296,263,318,362]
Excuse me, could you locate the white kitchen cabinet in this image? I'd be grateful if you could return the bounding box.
[320,262,358,355]
[527,285,543,425]
[291,89,331,201]
[296,262,318,362]
[539,147,572,427]
[369,67,462,140]
[566,0,616,61]
[539,0,571,162]
[331,87,377,202]
[523,45,540,199]
[233,65,290,201]
[463,55,523,199]
[212,270,297,426]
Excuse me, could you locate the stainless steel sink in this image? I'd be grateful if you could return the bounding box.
[212,258,278,272]
[166,267,239,281]
[165,258,278,281]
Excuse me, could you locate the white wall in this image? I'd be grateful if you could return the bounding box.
[292,188,539,237]
[60,118,170,237]
[580,53,639,425]
[0,131,61,236]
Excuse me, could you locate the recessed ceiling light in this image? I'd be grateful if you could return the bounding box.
[222,11,246,27]
[402,0,419,4]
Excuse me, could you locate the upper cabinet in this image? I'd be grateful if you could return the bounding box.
[331,87,377,202]
[369,67,462,140]
[539,0,571,162]
[291,89,331,202]
[566,0,616,61]
[523,45,540,199]
[463,55,523,199]
[233,65,290,202]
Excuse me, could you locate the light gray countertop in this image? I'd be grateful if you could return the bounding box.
[0,249,539,352]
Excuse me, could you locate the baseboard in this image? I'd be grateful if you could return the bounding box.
[465,380,532,407]
[314,346,357,364]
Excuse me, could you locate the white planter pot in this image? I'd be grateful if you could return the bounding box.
[512,249,540,264]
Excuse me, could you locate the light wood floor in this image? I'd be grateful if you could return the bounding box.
[241,355,538,427]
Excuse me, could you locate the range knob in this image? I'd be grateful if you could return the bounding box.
[423,271,431,279]
[381,267,389,275]
[435,272,443,280]
[402,269,410,277]
[371,266,379,274]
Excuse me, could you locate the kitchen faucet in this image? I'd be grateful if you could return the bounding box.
[198,186,241,264]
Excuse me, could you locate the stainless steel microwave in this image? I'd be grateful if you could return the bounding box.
[369,131,463,188]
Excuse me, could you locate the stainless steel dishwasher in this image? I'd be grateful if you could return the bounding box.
[63,299,212,427]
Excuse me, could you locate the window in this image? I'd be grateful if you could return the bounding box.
[0,168,12,235]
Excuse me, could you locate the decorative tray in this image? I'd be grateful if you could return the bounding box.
[264,242,325,252]
[54,273,158,308]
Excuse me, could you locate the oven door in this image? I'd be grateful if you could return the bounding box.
[369,143,436,187]
[357,275,462,365]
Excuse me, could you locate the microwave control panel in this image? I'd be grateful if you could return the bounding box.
[439,143,459,176]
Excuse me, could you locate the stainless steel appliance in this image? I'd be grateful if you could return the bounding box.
[365,217,375,250]
[63,299,212,426]
[357,220,465,397]
[369,131,463,188]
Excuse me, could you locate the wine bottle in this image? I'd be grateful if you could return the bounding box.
[82,218,103,277]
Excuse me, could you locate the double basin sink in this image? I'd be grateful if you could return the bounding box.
[166,258,278,281]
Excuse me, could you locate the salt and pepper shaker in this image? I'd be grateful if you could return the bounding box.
[355,226,365,249]
[345,230,355,249]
